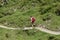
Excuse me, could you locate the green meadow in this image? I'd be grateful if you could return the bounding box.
[0,0,60,40]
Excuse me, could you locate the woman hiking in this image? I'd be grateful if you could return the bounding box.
[30,16,35,27]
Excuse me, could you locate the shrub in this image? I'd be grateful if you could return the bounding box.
[55,9,60,16]
[0,13,4,18]
[5,33,9,38]
[48,36,55,40]
[42,14,51,21]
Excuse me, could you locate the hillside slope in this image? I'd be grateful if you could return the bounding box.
[0,0,60,31]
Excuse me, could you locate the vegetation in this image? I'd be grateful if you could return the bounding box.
[0,0,60,40]
[0,28,60,40]
[0,0,60,31]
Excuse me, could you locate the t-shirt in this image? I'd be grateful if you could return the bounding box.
[31,17,35,22]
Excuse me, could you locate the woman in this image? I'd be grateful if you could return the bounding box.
[30,16,35,27]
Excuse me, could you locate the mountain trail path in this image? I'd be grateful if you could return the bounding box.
[0,25,60,35]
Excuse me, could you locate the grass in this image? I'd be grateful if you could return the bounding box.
[0,28,60,40]
[0,0,60,31]
[0,0,60,40]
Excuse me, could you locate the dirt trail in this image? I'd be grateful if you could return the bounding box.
[0,25,60,35]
